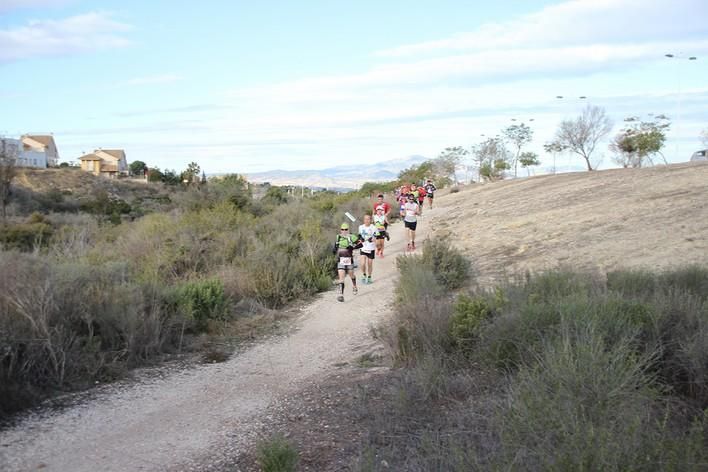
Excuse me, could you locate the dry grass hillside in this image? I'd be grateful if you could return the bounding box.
[15,168,164,201]
[433,162,708,285]
[8,168,175,219]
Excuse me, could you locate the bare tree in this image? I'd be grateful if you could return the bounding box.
[0,138,19,223]
[436,146,468,184]
[701,128,708,147]
[551,105,613,171]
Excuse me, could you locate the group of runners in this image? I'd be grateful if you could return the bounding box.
[332,180,436,302]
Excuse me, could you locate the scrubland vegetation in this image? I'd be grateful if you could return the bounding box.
[0,172,379,418]
[358,241,708,471]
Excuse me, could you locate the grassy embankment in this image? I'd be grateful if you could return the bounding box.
[354,240,708,470]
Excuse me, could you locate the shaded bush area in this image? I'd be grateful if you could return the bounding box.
[0,253,187,415]
[0,176,372,418]
[361,258,708,471]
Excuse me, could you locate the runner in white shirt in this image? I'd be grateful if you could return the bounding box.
[373,206,389,258]
[358,214,378,284]
[402,193,420,251]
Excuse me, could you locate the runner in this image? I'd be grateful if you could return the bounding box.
[425,179,437,209]
[373,193,391,220]
[401,193,420,251]
[358,214,377,284]
[332,223,361,302]
[373,205,389,257]
[397,185,408,218]
[417,183,426,215]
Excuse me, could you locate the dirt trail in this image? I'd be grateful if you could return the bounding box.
[0,210,432,472]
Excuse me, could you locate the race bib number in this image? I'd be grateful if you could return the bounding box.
[339,257,352,265]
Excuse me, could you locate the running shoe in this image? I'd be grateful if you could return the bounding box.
[407,242,412,252]
[337,295,344,302]
[353,286,358,295]
[411,242,416,251]
[367,276,373,284]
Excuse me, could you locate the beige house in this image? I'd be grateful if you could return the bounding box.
[79,149,128,178]
[21,134,60,167]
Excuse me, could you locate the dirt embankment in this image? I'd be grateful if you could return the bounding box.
[433,162,708,285]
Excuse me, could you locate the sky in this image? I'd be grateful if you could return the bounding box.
[1,0,708,175]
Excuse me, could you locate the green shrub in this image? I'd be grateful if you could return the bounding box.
[660,265,708,300]
[256,434,299,472]
[0,221,53,251]
[176,278,228,331]
[420,239,471,290]
[497,325,662,470]
[450,294,495,355]
[607,268,657,298]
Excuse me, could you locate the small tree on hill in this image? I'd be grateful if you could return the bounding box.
[610,114,670,168]
[162,169,181,185]
[550,105,613,171]
[181,162,201,184]
[472,137,511,182]
[129,160,147,176]
[519,151,541,176]
[503,123,533,177]
[700,128,708,147]
[147,167,163,182]
[0,139,18,223]
[543,141,565,173]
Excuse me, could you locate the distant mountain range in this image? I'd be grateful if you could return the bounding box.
[242,155,429,190]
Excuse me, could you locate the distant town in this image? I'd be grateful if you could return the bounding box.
[0,133,132,179]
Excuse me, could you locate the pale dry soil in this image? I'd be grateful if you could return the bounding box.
[0,210,430,471]
[2,163,707,471]
[436,163,708,285]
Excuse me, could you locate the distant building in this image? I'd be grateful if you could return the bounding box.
[21,134,60,167]
[1,135,59,168]
[79,149,129,178]
[0,138,21,161]
[690,149,707,162]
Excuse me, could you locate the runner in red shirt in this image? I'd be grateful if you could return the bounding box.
[372,193,391,218]
[417,184,426,215]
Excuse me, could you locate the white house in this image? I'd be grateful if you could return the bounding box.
[0,136,50,168]
[21,134,59,167]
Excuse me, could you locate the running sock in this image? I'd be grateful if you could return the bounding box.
[338,282,344,294]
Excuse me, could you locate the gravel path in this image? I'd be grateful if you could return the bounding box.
[0,211,432,472]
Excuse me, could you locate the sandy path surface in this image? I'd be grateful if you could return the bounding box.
[0,212,431,472]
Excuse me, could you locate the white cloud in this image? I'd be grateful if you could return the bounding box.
[375,0,708,57]
[125,74,183,86]
[0,12,131,63]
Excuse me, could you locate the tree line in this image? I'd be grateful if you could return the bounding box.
[425,106,705,184]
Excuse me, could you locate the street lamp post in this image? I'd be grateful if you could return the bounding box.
[665,53,698,161]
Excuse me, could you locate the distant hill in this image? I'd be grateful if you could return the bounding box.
[242,155,429,190]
